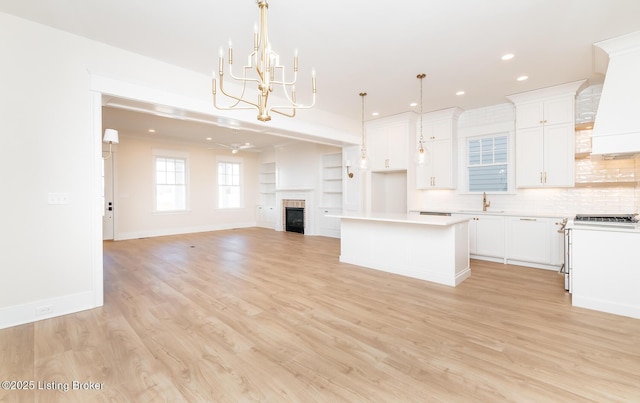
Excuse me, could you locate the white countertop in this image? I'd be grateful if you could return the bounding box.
[327,212,471,226]
[410,210,569,219]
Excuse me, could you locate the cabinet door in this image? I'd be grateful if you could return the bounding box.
[367,125,388,171]
[431,139,453,188]
[516,127,545,187]
[543,123,574,187]
[475,215,505,258]
[515,102,545,129]
[386,123,408,170]
[367,122,408,171]
[506,217,551,264]
[426,119,453,141]
[543,97,574,125]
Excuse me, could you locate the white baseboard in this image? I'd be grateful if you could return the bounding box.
[0,290,100,330]
[115,222,256,241]
[572,295,640,320]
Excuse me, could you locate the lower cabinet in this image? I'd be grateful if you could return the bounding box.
[453,213,563,269]
[256,205,276,229]
[454,214,505,260]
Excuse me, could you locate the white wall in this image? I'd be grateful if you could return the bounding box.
[0,11,356,329]
[114,135,259,240]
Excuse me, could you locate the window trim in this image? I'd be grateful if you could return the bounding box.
[459,130,515,195]
[216,156,244,210]
[152,149,190,213]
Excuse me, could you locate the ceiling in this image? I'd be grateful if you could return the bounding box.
[4,0,640,148]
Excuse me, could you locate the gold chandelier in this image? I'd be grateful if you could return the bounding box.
[212,0,316,122]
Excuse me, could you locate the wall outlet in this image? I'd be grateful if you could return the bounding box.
[36,304,53,316]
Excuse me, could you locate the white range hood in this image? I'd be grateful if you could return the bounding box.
[591,31,640,156]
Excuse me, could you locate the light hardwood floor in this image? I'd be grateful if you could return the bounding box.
[1,228,639,402]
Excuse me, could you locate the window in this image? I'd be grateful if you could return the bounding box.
[218,161,242,208]
[467,134,508,192]
[155,156,187,211]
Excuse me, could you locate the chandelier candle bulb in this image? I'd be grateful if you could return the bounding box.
[312,70,316,92]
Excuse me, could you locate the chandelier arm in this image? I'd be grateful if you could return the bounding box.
[227,66,257,109]
[270,94,316,112]
[217,77,260,109]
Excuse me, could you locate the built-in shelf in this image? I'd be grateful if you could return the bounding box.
[258,162,276,207]
[321,152,343,209]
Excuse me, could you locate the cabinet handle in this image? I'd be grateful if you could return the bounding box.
[544,172,547,183]
[385,159,390,168]
[540,172,543,183]
[520,218,537,221]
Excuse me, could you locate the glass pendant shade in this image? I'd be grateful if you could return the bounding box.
[415,145,430,167]
[359,154,369,170]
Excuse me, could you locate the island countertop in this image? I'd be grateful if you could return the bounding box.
[326,212,471,226]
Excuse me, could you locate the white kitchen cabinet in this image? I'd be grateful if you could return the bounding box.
[366,114,411,171]
[507,81,585,188]
[453,213,505,259]
[515,122,575,187]
[514,97,575,129]
[416,108,461,189]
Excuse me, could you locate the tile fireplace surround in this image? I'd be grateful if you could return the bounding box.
[276,189,315,235]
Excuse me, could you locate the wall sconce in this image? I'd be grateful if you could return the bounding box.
[345,160,354,178]
[103,129,119,159]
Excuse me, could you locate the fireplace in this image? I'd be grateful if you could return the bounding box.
[285,207,304,234]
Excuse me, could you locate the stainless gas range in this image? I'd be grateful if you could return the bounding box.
[574,214,638,227]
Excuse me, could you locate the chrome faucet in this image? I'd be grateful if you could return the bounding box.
[482,192,491,212]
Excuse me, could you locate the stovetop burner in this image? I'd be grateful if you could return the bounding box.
[574,214,638,224]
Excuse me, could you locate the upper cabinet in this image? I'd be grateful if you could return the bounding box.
[507,80,585,188]
[366,113,413,172]
[416,107,462,189]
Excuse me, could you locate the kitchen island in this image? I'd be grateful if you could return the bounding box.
[329,213,471,287]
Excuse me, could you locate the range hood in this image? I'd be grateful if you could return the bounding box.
[591,31,640,156]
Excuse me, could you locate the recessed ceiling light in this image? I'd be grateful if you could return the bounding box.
[148,129,156,133]
[409,102,418,107]
[371,112,379,117]
[456,91,465,96]
[206,137,212,141]
[501,53,515,61]
[517,75,529,81]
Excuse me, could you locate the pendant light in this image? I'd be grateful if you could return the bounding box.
[415,73,430,166]
[359,92,369,170]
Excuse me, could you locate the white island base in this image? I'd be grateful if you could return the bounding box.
[333,214,471,287]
